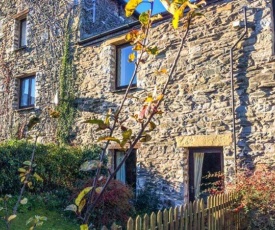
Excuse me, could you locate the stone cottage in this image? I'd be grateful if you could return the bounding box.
[0,0,275,206]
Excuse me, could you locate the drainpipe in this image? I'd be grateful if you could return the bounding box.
[230,7,247,174]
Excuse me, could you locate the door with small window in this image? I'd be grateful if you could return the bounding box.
[189,147,223,201]
[114,150,137,190]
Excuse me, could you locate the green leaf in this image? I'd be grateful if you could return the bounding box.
[37,216,47,221]
[33,172,43,182]
[97,136,121,145]
[26,217,34,225]
[140,134,152,142]
[80,160,101,171]
[139,12,150,25]
[122,129,132,141]
[125,0,142,17]
[20,198,28,205]
[149,121,156,131]
[0,207,3,212]
[75,187,93,206]
[7,214,17,222]
[83,119,108,130]
[64,204,77,212]
[23,161,31,166]
[18,168,27,173]
[147,46,159,55]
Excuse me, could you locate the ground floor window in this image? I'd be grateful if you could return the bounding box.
[114,150,137,190]
[188,147,223,201]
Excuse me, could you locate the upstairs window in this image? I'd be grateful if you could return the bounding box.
[12,9,29,50]
[19,76,35,108]
[116,44,137,89]
[19,18,27,48]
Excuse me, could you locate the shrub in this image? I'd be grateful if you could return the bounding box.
[73,178,134,229]
[229,164,275,230]
[0,140,102,202]
[134,183,161,216]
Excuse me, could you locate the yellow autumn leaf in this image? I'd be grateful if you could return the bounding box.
[125,29,139,42]
[187,1,198,9]
[144,95,153,103]
[155,68,168,75]
[78,199,86,213]
[7,214,17,222]
[128,53,135,62]
[75,187,93,206]
[80,224,89,230]
[150,14,163,22]
[20,198,28,205]
[172,9,182,29]
[125,0,142,17]
[156,94,164,101]
[133,42,143,51]
[95,187,103,194]
[160,0,177,15]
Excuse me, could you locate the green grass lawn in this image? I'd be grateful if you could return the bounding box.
[1,208,78,230]
[1,208,79,230]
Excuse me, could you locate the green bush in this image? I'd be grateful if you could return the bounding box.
[0,140,102,199]
[134,183,161,216]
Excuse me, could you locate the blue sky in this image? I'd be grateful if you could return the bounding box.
[125,0,166,15]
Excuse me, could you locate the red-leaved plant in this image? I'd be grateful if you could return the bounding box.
[230,164,275,229]
[72,178,134,229]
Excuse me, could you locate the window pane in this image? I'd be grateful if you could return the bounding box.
[117,45,136,88]
[20,78,29,107]
[116,151,126,184]
[30,77,35,105]
[20,19,27,47]
[19,77,35,108]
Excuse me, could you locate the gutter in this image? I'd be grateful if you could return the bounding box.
[230,6,248,174]
[77,13,172,46]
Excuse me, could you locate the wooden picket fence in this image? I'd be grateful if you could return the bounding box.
[102,192,245,230]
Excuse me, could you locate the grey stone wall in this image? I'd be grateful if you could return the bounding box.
[74,0,275,205]
[0,0,78,141]
[0,0,275,207]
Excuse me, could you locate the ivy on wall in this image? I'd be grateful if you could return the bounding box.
[57,23,76,145]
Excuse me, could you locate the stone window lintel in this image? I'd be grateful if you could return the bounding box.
[12,9,29,20]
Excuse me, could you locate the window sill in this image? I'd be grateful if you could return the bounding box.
[112,86,138,93]
[15,106,35,112]
[14,46,27,52]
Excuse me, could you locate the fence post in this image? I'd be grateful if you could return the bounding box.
[163,209,168,230]
[143,214,149,230]
[135,215,141,230]
[127,217,134,230]
[193,200,198,230]
[157,210,163,230]
[200,199,205,230]
[179,205,184,230]
[151,212,156,230]
[174,206,179,230]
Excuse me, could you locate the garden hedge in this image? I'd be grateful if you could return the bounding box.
[0,140,102,195]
